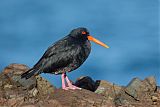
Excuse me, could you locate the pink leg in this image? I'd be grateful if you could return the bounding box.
[61,73,68,90]
[65,75,81,90]
[61,73,81,90]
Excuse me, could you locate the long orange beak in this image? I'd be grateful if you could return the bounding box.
[87,35,109,48]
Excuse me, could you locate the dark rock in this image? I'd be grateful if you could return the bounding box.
[75,76,96,91]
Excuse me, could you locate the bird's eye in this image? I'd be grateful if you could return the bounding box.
[81,31,86,35]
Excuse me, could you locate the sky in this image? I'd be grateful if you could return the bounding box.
[0,0,159,87]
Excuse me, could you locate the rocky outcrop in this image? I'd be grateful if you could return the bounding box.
[0,64,160,107]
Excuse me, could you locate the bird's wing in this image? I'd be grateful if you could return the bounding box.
[33,36,80,72]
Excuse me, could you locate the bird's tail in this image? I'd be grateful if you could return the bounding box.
[21,68,39,79]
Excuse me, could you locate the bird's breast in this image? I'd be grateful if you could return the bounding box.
[73,40,91,68]
[82,40,91,59]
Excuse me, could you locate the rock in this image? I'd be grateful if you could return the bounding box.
[52,89,115,107]
[74,76,96,91]
[151,95,158,102]
[0,64,56,107]
[0,64,160,107]
[29,88,39,97]
[36,75,56,96]
[0,81,2,86]
[4,84,13,89]
[95,80,121,100]
[22,105,36,107]
[125,78,142,100]
[42,100,63,107]
[1,63,36,90]
[115,76,159,107]
[95,86,106,94]
[142,76,156,92]
[124,76,156,101]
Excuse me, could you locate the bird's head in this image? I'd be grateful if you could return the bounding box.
[70,27,109,48]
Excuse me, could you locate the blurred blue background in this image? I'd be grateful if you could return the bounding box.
[0,0,159,87]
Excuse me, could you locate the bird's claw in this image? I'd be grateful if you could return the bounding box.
[69,85,82,90]
[62,87,69,90]
[62,85,81,90]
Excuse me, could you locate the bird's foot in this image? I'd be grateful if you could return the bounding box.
[61,73,81,90]
[68,85,82,90]
[62,87,69,90]
[62,85,81,90]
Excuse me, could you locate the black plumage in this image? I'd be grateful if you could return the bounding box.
[21,27,91,79]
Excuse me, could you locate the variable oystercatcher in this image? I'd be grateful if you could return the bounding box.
[21,27,109,90]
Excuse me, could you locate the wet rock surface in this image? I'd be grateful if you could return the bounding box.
[0,64,160,107]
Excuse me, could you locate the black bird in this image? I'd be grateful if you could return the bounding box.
[21,27,109,90]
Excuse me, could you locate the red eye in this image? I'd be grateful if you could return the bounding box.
[82,31,86,35]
